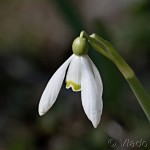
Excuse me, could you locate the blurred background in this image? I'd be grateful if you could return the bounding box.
[0,0,150,149]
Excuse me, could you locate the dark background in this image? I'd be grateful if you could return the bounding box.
[0,0,150,149]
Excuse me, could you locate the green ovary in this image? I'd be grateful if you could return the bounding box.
[66,81,81,92]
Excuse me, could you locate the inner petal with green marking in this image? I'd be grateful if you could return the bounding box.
[66,80,81,92]
[65,55,81,92]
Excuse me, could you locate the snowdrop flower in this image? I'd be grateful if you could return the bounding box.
[38,37,103,128]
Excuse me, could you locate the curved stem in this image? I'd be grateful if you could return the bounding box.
[80,31,111,60]
[127,76,150,122]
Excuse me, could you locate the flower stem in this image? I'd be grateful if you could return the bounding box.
[127,76,150,122]
[81,30,150,122]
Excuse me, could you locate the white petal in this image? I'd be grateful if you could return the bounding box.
[87,56,103,95]
[81,55,103,128]
[66,55,81,92]
[38,54,74,116]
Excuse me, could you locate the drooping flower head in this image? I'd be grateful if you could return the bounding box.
[38,36,103,128]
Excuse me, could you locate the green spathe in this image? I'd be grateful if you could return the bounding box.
[72,37,89,56]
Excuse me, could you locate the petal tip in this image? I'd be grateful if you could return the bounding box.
[38,105,47,116]
[91,117,101,128]
[38,111,45,116]
[92,120,100,128]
